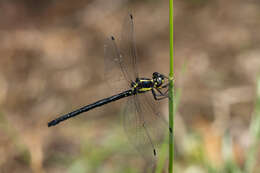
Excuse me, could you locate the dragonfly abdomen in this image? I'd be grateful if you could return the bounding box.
[48,89,134,127]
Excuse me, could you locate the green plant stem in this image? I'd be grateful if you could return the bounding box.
[168,0,174,173]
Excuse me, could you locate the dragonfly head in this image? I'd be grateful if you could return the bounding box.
[153,72,165,88]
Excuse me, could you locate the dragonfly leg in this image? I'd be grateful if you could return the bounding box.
[156,87,168,96]
[159,83,171,99]
[161,82,169,89]
[152,88,168,100]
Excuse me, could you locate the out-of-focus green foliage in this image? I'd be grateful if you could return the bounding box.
[245,75,260,173]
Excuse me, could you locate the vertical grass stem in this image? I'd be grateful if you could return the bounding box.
[168,0,174,173]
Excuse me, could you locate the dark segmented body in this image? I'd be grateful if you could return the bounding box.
[48,78,155,127]
[48,89,135,127]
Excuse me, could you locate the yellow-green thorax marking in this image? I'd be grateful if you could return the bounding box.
[131,72,166,94]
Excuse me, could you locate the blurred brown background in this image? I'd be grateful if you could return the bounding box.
[0,0,260,173]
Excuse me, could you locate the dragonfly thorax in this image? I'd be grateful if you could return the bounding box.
[131,78,153,93]
[130,72,166,93]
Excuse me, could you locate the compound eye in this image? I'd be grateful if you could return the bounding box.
[157,77,162,84]
[153,72,158,76]
[160,75,164,80]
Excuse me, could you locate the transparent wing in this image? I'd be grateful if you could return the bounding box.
[104,13,139,92]
[104,36,130,92]
[142,88,169,125]
[137,92,168,156]
[119,13,139,81]
[123,93,167,162]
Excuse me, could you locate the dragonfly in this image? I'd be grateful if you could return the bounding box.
[48,13,170,161]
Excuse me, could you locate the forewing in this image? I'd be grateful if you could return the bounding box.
[104,36,130,93]
[119,13,138,81]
